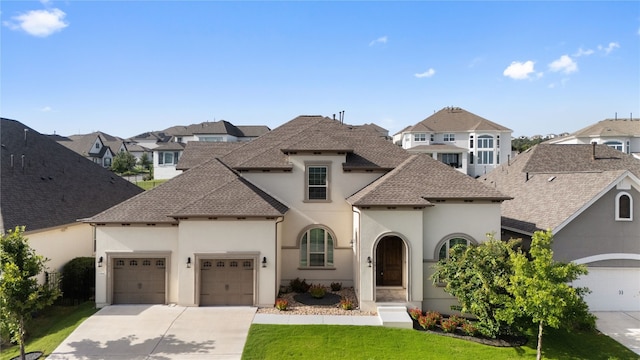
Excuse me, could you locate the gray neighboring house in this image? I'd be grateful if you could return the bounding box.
[480,143,640,311]
[52,131,152,168]
[549,117,640,159]
[1,118,143,281]
[394,107,512,177]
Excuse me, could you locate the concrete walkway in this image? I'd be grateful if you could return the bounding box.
[48,305,256,360]
[593,311,640,356]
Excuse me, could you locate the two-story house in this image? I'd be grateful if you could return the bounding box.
[53,131,128,168]
[395,107,512,177]
[548,117,640,159]
[87,115,509,314]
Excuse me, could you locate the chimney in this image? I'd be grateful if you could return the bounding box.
[592,142,596,160]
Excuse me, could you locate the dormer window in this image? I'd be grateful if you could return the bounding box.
[616,192,633,221]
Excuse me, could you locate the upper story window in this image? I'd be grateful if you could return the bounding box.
[478,135,494,149]
[158,151,180,165]
[616,192,633,221]
[436,234,476,261]
[430,134,435,142]
[299,227,334,267]
[199,136,224,142]
[605,141,623,152]
[626,141,631,154]
[443,133,455,142]
[497,135,500,148]
[469,135,474,149]
[414,133,427,142]
[306,164,329,201]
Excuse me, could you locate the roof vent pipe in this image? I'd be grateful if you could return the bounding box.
[592,141,596,160]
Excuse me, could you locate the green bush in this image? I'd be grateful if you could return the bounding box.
[330,282,342,291]
[289,278,311,293]
[61,257,95,301]
[309,284,326,299]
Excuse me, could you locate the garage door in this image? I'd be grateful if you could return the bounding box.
[572,267,640,311]
[113,258,166,304]
[200,259,254,306]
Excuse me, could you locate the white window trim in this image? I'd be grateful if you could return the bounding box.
[414,133,427,142]
[443,133,455,142]
[615,191,633,221]
[304,162,331,202]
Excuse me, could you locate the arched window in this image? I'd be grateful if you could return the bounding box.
[300,227,334,267]
[477,135,494,165]
[616,192,633,221]
[435,234,476,261]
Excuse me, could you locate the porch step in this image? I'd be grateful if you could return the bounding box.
[377,306,413,329]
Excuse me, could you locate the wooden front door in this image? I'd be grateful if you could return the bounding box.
[375,237,403,286]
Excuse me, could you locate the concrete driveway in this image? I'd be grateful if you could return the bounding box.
[48,305,257,360]
[593,312,640,356]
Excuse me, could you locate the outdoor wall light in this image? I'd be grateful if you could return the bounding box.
[262,256,267,268]
[187,257,192,268]
[98,256,103,268]
[367,256,372,267]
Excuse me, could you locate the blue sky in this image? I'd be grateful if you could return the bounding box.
[2,1,639,138]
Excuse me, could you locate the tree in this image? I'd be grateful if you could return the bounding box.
[138,152,152,171]
[0,226,60,360]
[111,151,137,174]
[507,230,593,360]
[432,234,522,338]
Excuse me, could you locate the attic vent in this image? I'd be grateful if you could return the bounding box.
[464,200,474,203]
[547,176,556,182]
[313,152,322,155]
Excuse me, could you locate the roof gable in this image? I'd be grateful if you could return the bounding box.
[408,107,511,133]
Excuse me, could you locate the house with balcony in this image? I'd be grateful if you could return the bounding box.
[395,107,512,177]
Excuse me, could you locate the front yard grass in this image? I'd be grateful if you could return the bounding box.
[0,302,98,360]
[136,179,167,190]
[242,324,637,360]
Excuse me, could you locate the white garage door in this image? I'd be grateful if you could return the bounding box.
[572,267,640,311]
[200,259,254,306]
[113,258,166,304]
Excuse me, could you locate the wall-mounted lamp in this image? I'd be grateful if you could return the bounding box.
[98,256,104,268]
[367,256,372,268]
[262,256,267,268]
[187,257,192,268]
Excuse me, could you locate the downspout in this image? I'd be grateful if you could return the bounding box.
[274,216,284,299]
[351,206,362,305]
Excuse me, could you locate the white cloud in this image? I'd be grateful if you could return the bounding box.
[369,36,388,46]
[40,106,53,112]
[548,55,578,74]
[414,68,436,78]
[503,60,536,80]
[3,8,68,37]
[573,48,594,57]
[598,42,620,54]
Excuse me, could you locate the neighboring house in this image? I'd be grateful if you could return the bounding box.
[548,117,640,159]
[0,118,144,283]
[87,115,509,313]
[135,120,270,180]
[53,131,123,168]
[479,143,640,311]
[395,107,512,177]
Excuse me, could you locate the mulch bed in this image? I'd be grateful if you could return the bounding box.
[293,292,341,306]
[410,317,528,347]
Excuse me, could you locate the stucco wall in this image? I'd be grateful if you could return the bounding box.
[95,225,179,307]
[27,222,94,284]
[554,185,640,266]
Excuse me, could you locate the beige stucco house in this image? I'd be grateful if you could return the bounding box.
[88,115,509,313]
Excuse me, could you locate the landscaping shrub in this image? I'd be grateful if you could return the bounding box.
[461,321,479,336]
[330,282,342,291]
[61,257,95,301]
[289,278,311,293]
[309,284,326,299]
[448,315,465,327]
[418,311,441,330]
[339,298,354,310]
[440,318,458,333]
[408,308,422,320]
[275,298,289,311]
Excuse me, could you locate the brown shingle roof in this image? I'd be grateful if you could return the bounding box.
[176,142,243,170]
[572,118,640,138]
[408,107,511,133]
[479,144,640,234]
[1,118,143,233]
[348,154,510,206]
[87,158,288,223]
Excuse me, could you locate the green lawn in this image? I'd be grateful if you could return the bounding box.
[136,179,167,190]
[242,324,637,360]
[0,302,98,360]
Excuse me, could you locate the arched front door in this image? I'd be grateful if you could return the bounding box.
[375,236,403,286]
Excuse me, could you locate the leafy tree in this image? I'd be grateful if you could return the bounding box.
[111,151,137,174]
[138,152,152,171]
[0,226,60,360]
[506,230,593,360]
[432,235,522,338]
